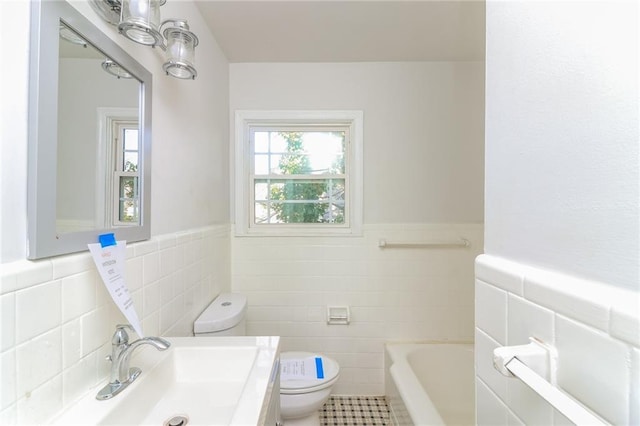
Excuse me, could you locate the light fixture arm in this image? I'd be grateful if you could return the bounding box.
[160,19,190,32]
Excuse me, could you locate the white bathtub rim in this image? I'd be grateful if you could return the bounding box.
[390,362,445,426]
[385,341,474,426]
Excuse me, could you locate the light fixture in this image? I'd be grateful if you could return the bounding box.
[118,0,165,47]
[59,23,132,80]
[161,19,199,79]
[88,0,121,25]
[102,58,133,79]
[90,0,199,80]
[59,24,88,47]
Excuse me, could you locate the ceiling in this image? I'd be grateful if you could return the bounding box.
[195,1,486,63]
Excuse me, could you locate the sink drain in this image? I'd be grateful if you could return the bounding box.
[164,415,189,426]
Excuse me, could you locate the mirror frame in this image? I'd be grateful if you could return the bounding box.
[28,0,152,259]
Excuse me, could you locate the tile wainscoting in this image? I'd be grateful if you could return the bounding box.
[0,225,231,424]
[475,254,640,425]
[232,223,484,395]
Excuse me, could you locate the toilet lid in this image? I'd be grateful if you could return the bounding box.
[280,351,340,394]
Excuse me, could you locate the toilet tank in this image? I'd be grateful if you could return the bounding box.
[193,293,247,336]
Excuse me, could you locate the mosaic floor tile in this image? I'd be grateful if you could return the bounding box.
[320,396,391,425]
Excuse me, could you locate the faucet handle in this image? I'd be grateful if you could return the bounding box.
[112,324,134,345]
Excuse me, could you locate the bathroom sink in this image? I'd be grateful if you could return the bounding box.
[99,345,258,425]
[52,336,281,426]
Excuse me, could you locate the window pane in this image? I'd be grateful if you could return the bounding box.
[255,132,269,152]
[257,131,345,175]
[261,179,335,224]
[270,181,284,194]
[119,176,139,222]
[269,179,327,201]
[119,199,139,222]
[119,176,138,199]
[254,181,269,201]
[123,152,138,172]
[123,129,138,151]
[269,154,283,174]
[254,202,269,223]
[302,131,345,174]
[328,179,345,201]
[272,202,329,223]
[270,132,287,153]
[254,155,269,174]
[329,203,345,223]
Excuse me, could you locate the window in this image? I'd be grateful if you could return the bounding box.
[112,122,140,225]
[235,111,363,236]
[96,108,140,228]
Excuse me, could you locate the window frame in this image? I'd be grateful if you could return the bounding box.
[112,122,140,226]
[96,107,140,228]
[235,110,363,236]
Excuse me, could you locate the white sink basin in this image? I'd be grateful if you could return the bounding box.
[52,336,280,426]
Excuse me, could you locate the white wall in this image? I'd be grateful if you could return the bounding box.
[0,0,30,264]
[230,62,485,224]
[0,0,232,423]
[484,0,639,291]
[230,62,485,394]
[479,1,639,424]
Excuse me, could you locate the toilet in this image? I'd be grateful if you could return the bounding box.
[194,293,340,425]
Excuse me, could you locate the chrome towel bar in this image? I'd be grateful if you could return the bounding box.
[378,238,470,248]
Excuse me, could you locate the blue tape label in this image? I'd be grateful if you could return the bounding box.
[99,233,116,248]
[315,357,324,379]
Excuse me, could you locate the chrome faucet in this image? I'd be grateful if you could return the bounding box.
[96,324,171,400]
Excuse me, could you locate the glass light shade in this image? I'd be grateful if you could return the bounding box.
[118,0,163,46]
[88,0,121,26]
[162,23,199,79]
[59,24,88,47]
[101,58,133,79]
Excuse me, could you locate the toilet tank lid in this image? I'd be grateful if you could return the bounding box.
[194,293,247,333]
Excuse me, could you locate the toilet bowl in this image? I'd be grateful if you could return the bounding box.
[280,351,340,421]
[194,293,340,424]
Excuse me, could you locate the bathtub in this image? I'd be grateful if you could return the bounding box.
[385,342,475,425]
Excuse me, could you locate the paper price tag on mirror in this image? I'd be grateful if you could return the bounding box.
[88,237,143,337]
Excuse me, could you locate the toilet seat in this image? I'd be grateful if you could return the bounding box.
[280,351,340,395]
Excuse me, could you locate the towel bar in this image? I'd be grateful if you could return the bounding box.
[493,338,608,425]
[377,238,470,248]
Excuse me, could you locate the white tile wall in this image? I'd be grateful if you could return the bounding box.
[610,295,640,347]
[475,280,507,344]
[506,379,553,425]
[476,378,507,426]
[475,254,640,426]
[0,293,15,352]
[232,223,483,395]
[15,281,61,344]
[506,294,554,346]
[555,316,630,425]
[0,225,231,425]
[631,348,640,425]
[475,328,508,401]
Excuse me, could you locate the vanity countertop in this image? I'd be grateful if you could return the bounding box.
[51,336,281,426]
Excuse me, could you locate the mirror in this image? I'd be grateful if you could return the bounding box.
[28,0,152,259]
